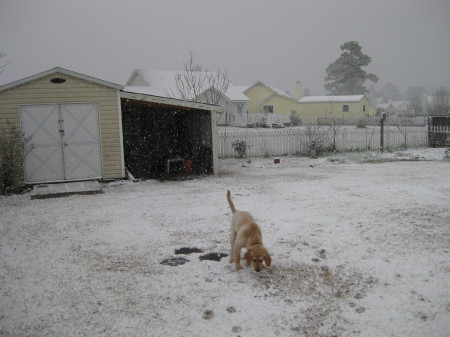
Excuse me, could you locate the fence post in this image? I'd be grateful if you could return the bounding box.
[380,112,386,152]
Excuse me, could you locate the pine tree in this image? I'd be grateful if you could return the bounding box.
[324,41,378,95]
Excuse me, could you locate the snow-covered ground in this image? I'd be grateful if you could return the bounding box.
[1,148,449,337]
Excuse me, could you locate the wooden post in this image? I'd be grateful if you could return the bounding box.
[380,112,386,152]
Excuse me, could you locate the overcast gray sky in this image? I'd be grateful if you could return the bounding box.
[1,0,449,96]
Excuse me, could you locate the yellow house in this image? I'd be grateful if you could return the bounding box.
[298,95,373,123]
[244,81,300,117]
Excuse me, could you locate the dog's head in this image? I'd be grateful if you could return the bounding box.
[244,246,272,272]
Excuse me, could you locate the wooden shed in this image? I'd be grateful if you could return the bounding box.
[0,68,125,184]
[120,91,220,179]
[0,67,219,185]
[428,115,450,147]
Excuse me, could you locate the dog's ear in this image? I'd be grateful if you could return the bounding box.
[244,249,252,266]
[263,249,272,267]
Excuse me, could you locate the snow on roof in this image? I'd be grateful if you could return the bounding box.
[246,81,294,100]
[225,84,249,101]
[126,69,248,101]
[372,98,385,106]
[391,101,409,108]
[266,83,292,98]
[298,95,365,103]
[373,99,409,109]
[377,103,392,110]
[127,70,178,91]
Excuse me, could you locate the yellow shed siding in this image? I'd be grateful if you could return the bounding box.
[0,72,124,180]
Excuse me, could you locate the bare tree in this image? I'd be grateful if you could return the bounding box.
[170,51,229,106]
[389,118,409,149]
[303,125,329,158]
[326,118,346,151]
[427,87,450,116]
[0,53,8,75]
[322,98,347,151]
[406,86,426,115]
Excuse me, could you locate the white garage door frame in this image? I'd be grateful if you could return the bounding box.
[20,102,103,184]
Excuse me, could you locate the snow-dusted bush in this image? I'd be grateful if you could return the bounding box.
[0,122,32,194]
[231,139,248,158]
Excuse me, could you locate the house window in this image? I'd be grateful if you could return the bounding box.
[342,105,349,112]
[236,103,243,114]
[263,105,273,114]
[363,105,366,112]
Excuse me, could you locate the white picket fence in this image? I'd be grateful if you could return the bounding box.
[218,126,429,158]
[219,113,291,127]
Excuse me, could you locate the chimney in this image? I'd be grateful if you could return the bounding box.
[294,81,302,100]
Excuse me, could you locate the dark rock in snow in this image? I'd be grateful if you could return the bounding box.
[199,252,228,261]
[175,247,204,254]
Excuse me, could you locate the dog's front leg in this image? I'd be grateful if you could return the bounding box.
[233,245,243,270]
[229,230,237,263]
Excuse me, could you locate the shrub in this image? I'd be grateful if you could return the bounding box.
[356,118,367,129]
[0,122,33,194]
[232,139,248,158]
[290,111,302,126]
[303,125,330,158]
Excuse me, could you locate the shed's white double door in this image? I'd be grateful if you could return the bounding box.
[20,103,102,183]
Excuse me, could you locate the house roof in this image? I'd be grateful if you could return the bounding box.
[0,67,123,92]
[224,84,250,101]
[378,103,392,110]
[391,101,409,108]
[298,95,365,103]
[126,69,248,101]
[126,70,178,94]
[245,81,294,100]
[372,98,386,106]
[373,99,409,110]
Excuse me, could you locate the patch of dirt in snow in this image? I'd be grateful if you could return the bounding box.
[250,263,377,336]
[367,205,450,253]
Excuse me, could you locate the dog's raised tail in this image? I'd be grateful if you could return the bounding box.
[227,190,237,214]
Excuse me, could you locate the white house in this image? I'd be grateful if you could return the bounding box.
[374,98,411,116]
[125,69,249,124]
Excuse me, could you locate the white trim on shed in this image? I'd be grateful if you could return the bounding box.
[0,67,123,92]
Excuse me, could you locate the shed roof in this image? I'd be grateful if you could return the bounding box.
[0,67,123,92]
[298,95,365,103]
[120,90,222,112]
